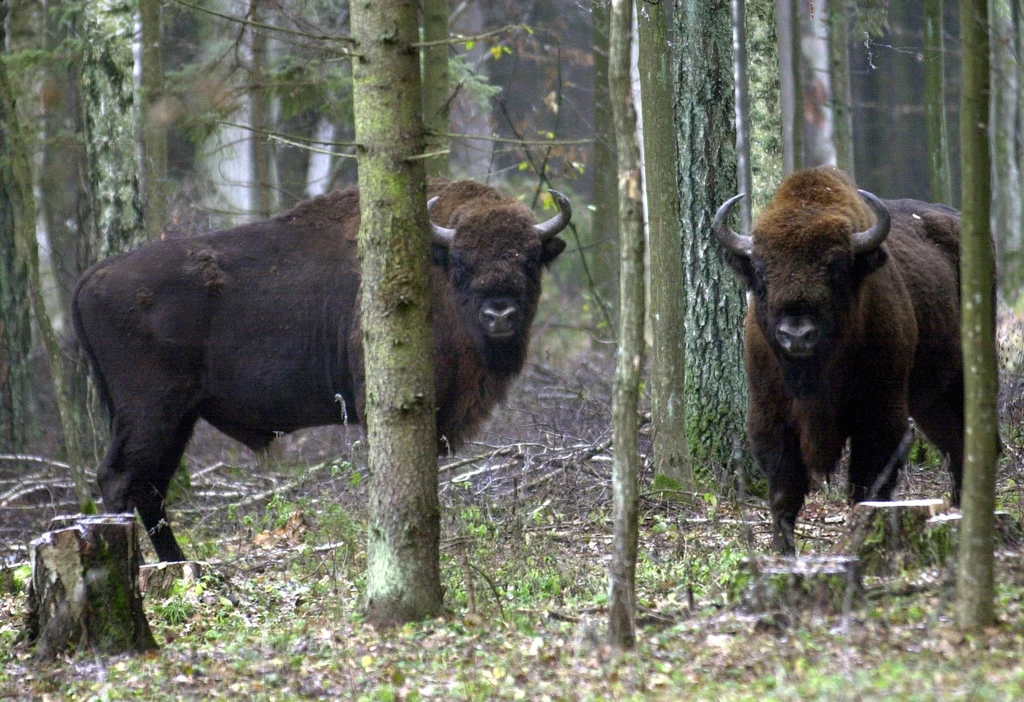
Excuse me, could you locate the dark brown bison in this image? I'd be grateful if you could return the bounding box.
[72,179,571,562]
[713,166,965,554]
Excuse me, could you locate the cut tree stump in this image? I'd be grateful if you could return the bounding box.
[24,513,157,659]
[733,555,862,615]
[139,561,202,599]
[834,499,951,575]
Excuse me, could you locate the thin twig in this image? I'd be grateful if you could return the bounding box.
[412,24,527,48]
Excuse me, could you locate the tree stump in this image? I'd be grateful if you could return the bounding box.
[139,561,202,599]
[24,514,157,659]
[834,498,951,575]
[733,555,862,615]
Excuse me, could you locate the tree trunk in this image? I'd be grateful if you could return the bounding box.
[799,0,835,167]
[350,0,444,627]
[0,0,33,456]
[421,0,451,178]
[140,0,168,239]
[674,0,747,474]
[608,0,643,649]
[925,0,954,204]
[24,514,156,659]
[748,0,784,212]
[640,0,692,490]
[830,1,855,176]
[991,0,1022,298]
[777,0,803,172]
[956,0,998,632]
[733,0,754,233]
[250,0,275,219]
[591,0,620,325]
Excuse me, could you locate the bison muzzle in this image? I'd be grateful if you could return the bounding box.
[72,179,571,562]
[714,166,968,554]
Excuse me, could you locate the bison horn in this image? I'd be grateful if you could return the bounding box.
[427,196,456,248]
[852,189,892,254]
[533,190,573,242]
[712,193,753,258]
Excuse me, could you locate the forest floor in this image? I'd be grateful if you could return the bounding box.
[2,300,1024,700]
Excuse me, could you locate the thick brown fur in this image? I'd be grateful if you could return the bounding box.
[72,179,566,562]
[721,166,966,554]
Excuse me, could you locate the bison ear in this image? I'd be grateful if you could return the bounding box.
[853,246,888,281]
[432,243,450,268]
[722,250,757,288]
[540,237,567,267]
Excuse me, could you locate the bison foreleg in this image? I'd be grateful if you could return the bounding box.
[754,439,809,556]
[849,416,912,504]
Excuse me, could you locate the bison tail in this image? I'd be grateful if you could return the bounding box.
[71,268,115,429]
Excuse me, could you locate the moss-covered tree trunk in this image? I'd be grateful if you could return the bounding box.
[0,0,33,456]
[421,0,450,178]
[351,0,444,627]
[674,0,747,474]
[608,0,644,649]
[591,0,620,325]
[830,1,854,176]
[925,0,953,204]
[956,0,998,632]
[640,0,692,490]
[748,0,784,212]
[140,0,168,239]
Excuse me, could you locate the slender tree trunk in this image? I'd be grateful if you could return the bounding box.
[640,0,692,490]
[956,0,998,632]
[592,0,620,325]
[350,0,444,627]
[0,0,33,455]
[140,0,168,239]
[733,0,754,233]
[250,0,275,219]
[608,0,643,649]
[748,0,784,212]
[421,0,450,178]
[675,0,746,473]
[799,0,835,167]
[777,0,803,172]
[925,0,954,204]
[991,0,1022,297]
[830,1,854,176]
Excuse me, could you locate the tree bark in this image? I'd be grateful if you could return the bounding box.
[0,0,33,455]
[674,0,747,473]
[25,514,156,659]
[747,0,784,212]
[249,0,275,219]
[799,0,835,167]
[830,1,855,176]
[608,0,643,649]
[925,0,954,204]
[591,0,620,325]
[990,0,1022,297]
[733,0,754,233]
[640,0,692,490]
[350,0,444,627]
[777,0,803,173]
[140,0,168,239]
[421,0,451,178]
[956,0,998,632]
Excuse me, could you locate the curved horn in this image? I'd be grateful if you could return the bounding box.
[852,189,891,254]
[712,193,753,258]
[427,196,456,248]
[534,190,573,242]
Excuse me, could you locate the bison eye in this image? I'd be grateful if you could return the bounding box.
[450,252,473,288]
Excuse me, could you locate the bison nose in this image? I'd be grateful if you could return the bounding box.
[775,316,821,357]
[480,300,519,338]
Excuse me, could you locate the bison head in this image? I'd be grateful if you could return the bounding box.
[428,190,570,372]
[713,173,891,385]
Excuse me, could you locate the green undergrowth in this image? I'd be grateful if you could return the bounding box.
[5,490,1024,700]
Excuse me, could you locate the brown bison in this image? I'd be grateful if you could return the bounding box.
[72,179,571,562]
[713,166,965,554]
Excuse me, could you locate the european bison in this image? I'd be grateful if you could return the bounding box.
[713,166,966,553]
[72,179,571,562]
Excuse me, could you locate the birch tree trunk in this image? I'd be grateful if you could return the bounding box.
[799,0,836,167]
[140,0,168,239]
[351,0,444,627]
[748,0,784,212]
[592,0,620,325]
[991,0,1022,296]
[608,0,643,649]
[421,0,451,178]
[925,0,954,204]
[674,0,747,474]
[830,1,855,176]
[956,0,998,632]
[640,0,691,490]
